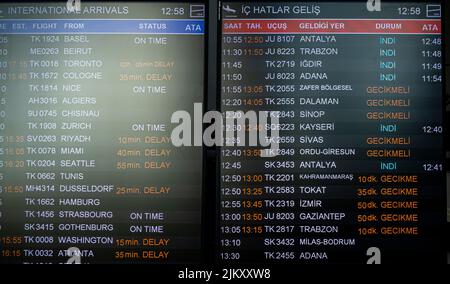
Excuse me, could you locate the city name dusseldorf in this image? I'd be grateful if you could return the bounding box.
[170,103,280,157]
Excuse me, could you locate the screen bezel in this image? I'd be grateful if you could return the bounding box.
[216,0,447,263]
[0,0,210,264]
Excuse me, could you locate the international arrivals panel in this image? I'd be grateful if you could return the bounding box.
[0,1,205,264]
[0,0,448,265]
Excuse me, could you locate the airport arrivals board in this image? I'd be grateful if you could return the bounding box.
[0,2,205,263]
[219,1,445,264]
[0,0,447,265]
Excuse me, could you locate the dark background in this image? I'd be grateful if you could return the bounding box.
[445,0,449,263]
[214,0,450,264]
[0,0,448,265]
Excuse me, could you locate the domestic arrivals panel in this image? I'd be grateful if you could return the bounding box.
[0,2,205,263]
[219,1,444,263]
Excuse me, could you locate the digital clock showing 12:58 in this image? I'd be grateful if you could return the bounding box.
[397,6,421,15]
[161,7,185,16]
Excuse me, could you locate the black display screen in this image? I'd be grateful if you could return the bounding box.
[0,0,448,268]
[0,1,205,264]
[219,1,445,264]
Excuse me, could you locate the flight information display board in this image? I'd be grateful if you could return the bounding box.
[0,2,205,263]
[219,1,445,263]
